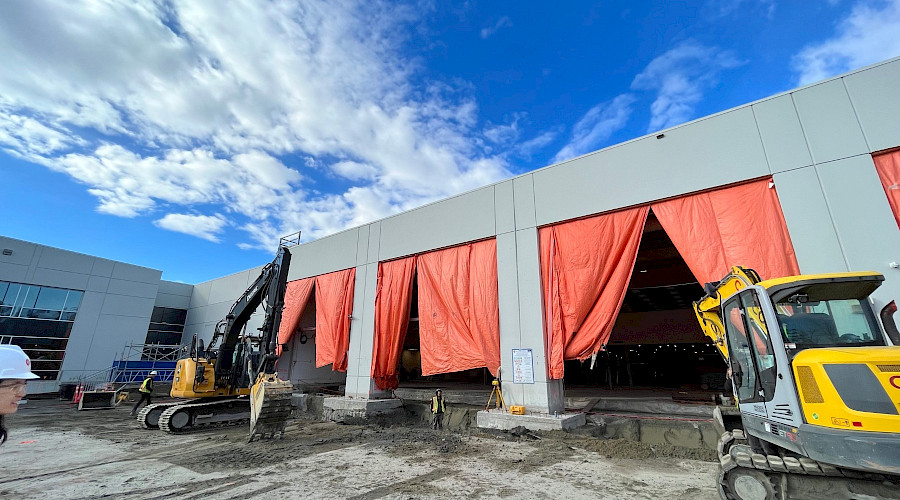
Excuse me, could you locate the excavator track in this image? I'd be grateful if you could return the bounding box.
[716,430,900,500]
[136,402,183,429]
[158,398,251,434]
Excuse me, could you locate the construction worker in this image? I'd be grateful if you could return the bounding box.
[431,389,446,430]
[0,345,39,445]
[130,370,157,417]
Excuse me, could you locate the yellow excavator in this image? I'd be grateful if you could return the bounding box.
[137,234,297,441]
[694,266,900,499]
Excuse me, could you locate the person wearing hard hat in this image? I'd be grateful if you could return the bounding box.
[130,370,157,417]
[431,389,446,430]
[0,345,39,445]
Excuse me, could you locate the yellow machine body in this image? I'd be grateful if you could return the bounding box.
[792,346,900,434]
[170,357,249,398]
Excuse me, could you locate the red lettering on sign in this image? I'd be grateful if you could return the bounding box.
[890,375,900,390]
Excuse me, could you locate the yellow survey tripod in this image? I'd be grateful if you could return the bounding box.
[485,379,506,411]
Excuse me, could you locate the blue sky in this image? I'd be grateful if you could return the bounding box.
[1,0,899,284]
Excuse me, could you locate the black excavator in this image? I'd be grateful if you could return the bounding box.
[137,233,298,441]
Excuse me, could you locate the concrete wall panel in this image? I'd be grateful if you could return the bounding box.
[378,186,496,261]
[37,247,94,274]
[106,278,158,299]
[99,294,156,318]
[774,167,848,273]
[0,262,30,283]
[752,95,813,173]
[90,259,115,277]
[532,107,769,226]
[289,228,360,280]
[495,181,516,234]
[513,175,536,229]
[816,155,900,305]
[0,237,36,266]
[29,268,90,290]
[793,80,868,164]
[843,60,900,152]
[496,231,524,406]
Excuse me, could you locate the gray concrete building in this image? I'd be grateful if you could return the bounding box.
[3,57,900,411]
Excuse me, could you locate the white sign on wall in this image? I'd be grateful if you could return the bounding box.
[512,348,534,384]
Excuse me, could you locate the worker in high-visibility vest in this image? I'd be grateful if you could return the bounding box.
[130,371,157,417]
[431,389,446,430]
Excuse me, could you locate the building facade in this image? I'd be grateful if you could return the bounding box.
[3,57,899,408]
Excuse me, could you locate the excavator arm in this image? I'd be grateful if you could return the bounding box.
[693,266,762,360]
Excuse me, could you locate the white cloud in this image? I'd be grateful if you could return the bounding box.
[552,95,635,163]
[155,213,229,242]
[705,0,776,18]
[0,1,514,247]
[631,40,743,132]
[480,16,512,39]
[792,0,900,85]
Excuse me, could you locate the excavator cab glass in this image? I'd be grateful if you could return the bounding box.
[723,290,777,404]
[773,291,885,354]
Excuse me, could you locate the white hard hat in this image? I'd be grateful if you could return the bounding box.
[149,371,158,376]
[0,345,40,380]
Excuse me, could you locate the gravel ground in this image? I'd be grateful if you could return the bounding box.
[0,399,719,499]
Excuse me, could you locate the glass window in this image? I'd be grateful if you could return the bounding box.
[724,299,762,404]
[34,287,68,311]
[1,283,20,306]
[776,297,885,350]
[20,285,39,309]
[63,290,83,313]
[739,292,777,401]
[0,282,7,303]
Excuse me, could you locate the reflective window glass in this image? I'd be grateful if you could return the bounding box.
[2,283,21,307]
[34,287,68,311]
[20,286,39,309]
[0,283,7,303]
[63,291,83,312]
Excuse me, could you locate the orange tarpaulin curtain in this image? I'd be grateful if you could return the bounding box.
[652,178,800,285]
[314,268,356,372]
[276,278,314,356]
[371,256,417,390]
[540,206,649,380]
[874,150,900,230]
[417,239,501,377]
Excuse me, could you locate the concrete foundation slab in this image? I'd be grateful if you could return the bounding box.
[476,409,585,431]
[291,393,308,412]
[322,396,404,423]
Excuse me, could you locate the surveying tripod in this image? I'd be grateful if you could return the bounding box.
[485,379,506,411]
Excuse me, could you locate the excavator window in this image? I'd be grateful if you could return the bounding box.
[774,292,885,351]
[723,290,777,404]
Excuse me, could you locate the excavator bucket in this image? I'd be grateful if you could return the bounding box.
[248,373,294,441]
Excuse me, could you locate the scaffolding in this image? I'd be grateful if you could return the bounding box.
[63,342,185,391]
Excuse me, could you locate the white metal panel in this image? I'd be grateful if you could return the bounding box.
[58,292,103,374]
[289,228,359,279]
[793,80,868,164]
[843,59,900,152]
[0,236,36,266]
[348,262,378,381]
[90,258,115,277]
[494,181,516,234]
[773,167,848,273]
[514,228,547,385]
[513,175,536,229]
[110,262,161,284]
[752,95,813,173]
[378,186,496,261]
[0,262,29,283]
[533,107,770,227]
[83,315,153,372]
[157,280,193,298]
[816,155,900,306]
[106,278,159,299]
[36,247,94,274]
[29,268,90,290]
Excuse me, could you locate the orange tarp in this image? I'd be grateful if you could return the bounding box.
[417,239,501,377]
[314,268,356,372]
[874,150,900,230]
[653,178,800,284]
[540,206,649,380]
[371,256,417,390]
[277,277,314,356]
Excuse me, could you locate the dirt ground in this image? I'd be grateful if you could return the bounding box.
[0,399,719,499]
